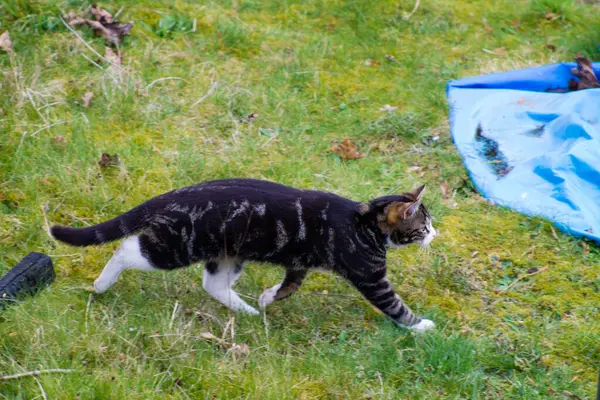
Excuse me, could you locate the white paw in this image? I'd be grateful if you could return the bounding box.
[410,319,435,333]
[258,283,282,308]
[93,279,109,294]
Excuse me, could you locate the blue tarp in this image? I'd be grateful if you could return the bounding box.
[446,63,600,243]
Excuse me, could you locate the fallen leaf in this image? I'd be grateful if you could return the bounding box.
[82,92,94,108]
[407,165,422,173]
[363,58,380,67]
[570,54,600,90]
[544,12,557,20]
[493,47,506,55]
[199,332,220,341]
[104,47,122,75]
[579,241,589,255]
[99,153,120,168]
[546,44,556,52]
[0,31,12,52]
[67,6,132,45]
[440,182,452,200]
[517,97,525,104]
[550,225,558,240]
[53,136,66,144]
[90,5,113,24]
[562,390,582,400]
[118,353,126,360]
[228,343,250,357]
[379,104,398,112]
[484,23,493,32]
[527,267,539,274]
[331,138,365,160]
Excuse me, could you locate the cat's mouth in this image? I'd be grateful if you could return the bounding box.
[420,227,437,247]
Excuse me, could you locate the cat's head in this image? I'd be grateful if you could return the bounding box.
[360,185,436,248]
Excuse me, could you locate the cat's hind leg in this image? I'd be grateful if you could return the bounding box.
[203,260,259,315]
[258,267,308,308]
[94,236,157,293]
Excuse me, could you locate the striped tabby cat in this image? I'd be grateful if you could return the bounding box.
[51,179,437,331]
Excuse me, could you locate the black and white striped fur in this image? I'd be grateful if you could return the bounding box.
[51,179,436,331]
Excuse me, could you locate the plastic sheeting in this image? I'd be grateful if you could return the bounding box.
[446,63,600,243]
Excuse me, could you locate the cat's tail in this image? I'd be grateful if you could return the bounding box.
[51,204,152,247]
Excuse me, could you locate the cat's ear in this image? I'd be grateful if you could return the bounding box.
[356,202,371,215]
[386,201,419,225]
[405,184,426,202]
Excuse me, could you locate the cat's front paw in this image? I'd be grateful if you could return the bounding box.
[410,319,435,333]
[93,278,109,294]
[258,283,282,308]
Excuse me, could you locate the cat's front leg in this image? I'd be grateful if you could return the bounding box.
[347,268,435,332]
[258,267,308,308]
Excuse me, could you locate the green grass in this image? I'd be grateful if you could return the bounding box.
[1,0,600,398]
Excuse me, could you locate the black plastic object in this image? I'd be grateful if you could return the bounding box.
[0,252,55,309]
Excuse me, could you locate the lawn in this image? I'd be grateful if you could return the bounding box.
[1,0,599,398]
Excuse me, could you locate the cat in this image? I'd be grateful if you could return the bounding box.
[51,178,437,331]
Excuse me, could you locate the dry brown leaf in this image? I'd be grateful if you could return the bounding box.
[118,353,126,360]
[379,104,398,112]
[569,54,600,91]
[90,5,113,24]
[67,6,132,45]
[199,332,220,341]
[483,23,493,32]
[562,390,582,400]
[493,47,506,55]
[546,44,556,52]
[0,31,12,52]
[440,182,452,200]
[331,138,364,160]
[82,92,94,108]
[544,12,557,20]
[228,343,250,357]
[99,153,120,168]
[579,241,589,255]
[550,225,558,240]
[104,47,121,63]
[104,47,123,76]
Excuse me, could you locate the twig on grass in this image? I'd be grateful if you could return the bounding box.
[499,266,548,293]
[190,75,218,108]
[405,0,421,20]
[0,369,74,381]
[146,77,188,93]
[33,376,47,400]
[59,17,125,73]
[40,203,58,245]
[84,293,94,335]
